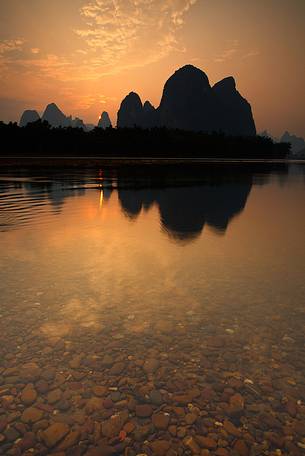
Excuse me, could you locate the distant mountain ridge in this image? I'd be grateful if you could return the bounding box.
[19,103,113,132]
[19,103,88,130]
[42,103,71,128]
[117,65,256,136]
[19,110,40,127]
[259,130,305,157]
[280,131,305,155]
[98,111,112,129]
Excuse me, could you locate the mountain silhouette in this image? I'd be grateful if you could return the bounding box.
[212,76,256,136]
[142,101,158,128]
[98,111,112,129]
[117,92,144,128]
[116,64,256,135]
[158,65,216,131]
[19,110,40,127]
[281,131,305,154]
[72,117,86,130]
[42,103,71,128]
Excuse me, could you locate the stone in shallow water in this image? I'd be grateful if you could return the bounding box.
[17,431,36,451]
[135,404,153,418]
[4,426,20,442]
[42,422,70,448]
[102,411,128,438]
[143,358,160,374]
[229,393,244,415]
[150,439,171,456]
[195,436,217,449]
[0,419,8,432]
[233,439,249,456]
[47,388,62,404]
[149,389,163,405]
[21,383,37,405]
[223,419,241,437]
[185,413,197,425]
[215,450,230,456]
[19,362,42,381]
[21,407,44,424]
[57,429,80,450]
[183,436,200,454]
[152,412,170,430]
[110,362,126,375]
[85,397,104,413]
[35,379,49,394]
[102,354,114,367]
[123,422,135,434]
[92,385,107,397]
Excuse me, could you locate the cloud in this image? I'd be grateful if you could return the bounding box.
[0,1,198,84]
[214,40,239,63]
[74,0,198,73]
[0,39,25,54]
[0,1,198,122]
[242,50,260,59]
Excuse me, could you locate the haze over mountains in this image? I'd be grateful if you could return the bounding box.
[259,130,305,157]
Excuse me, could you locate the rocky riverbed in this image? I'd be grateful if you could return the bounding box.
[0,292,304,456]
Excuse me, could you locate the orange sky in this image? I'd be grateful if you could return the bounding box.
[0,0,304,137]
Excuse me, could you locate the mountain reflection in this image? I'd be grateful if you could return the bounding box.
[0,163,290,241]
[118,181,251,241]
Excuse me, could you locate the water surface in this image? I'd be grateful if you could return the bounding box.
[0,163,304,455]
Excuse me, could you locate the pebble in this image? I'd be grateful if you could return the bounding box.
[152,412,170,430]
[150,439,171,456]
[92,385,107,397]
[135,404,153,417]
[21,407,44,424]
[1,283,305,456]
[42,422,70,448]
[21,384,37,405]
[143,359,160,374]
[195,436,217,449]
[223,419,241,437]
[47,388,62,404]
[183,436,201,454]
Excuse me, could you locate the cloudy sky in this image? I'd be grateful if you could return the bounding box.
[0,0,304,136]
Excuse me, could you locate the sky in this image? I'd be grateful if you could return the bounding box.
[0,0,304,137]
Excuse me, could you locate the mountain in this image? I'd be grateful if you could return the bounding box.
[71,117,86,130]
[142,101,157,128]
[212,76,256,136]
[158,65,216,131]
[19,110,40,127]
[280,131,305,154]
[98,111,112,129]
[42,103,71,128]
[116,64,256,135]
[117,92,144,128]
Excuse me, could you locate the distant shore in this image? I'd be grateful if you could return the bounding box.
[0,156,303,168]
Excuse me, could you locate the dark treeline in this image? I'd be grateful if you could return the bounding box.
[0,120,290,158]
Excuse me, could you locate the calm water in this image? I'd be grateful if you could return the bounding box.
[0,163,304,456]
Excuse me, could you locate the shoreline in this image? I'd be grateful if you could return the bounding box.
[0,157,304,168]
